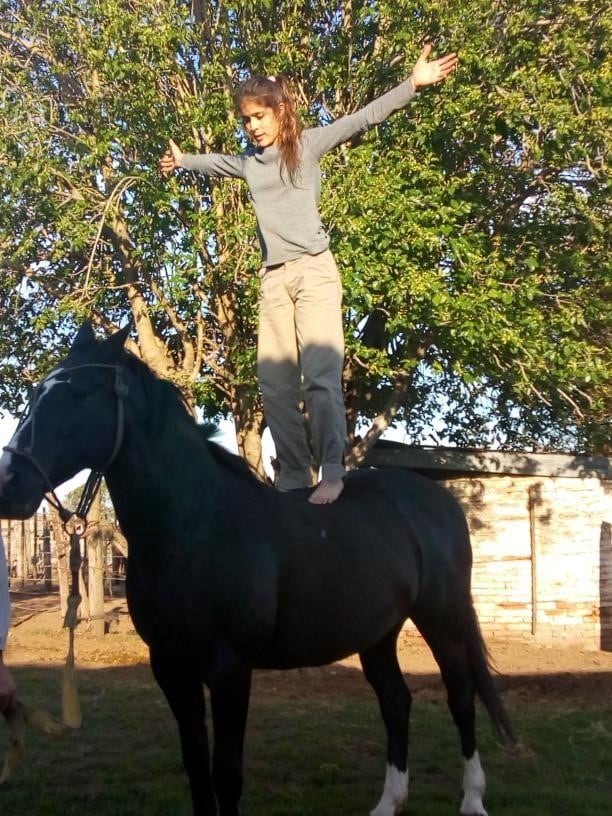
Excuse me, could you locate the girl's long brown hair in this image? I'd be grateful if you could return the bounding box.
[234,75,303,184]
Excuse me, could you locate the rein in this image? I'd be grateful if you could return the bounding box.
[2,362,129,727]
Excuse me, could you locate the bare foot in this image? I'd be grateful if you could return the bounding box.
[308,479,344,504]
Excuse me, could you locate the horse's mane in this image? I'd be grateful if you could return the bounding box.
[205,434,260,483]
[121,349,262,487]
[120,348,190,411]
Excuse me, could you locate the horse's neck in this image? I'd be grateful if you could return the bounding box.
[105,411,219,546]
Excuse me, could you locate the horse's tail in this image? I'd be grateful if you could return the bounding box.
[465,600,516,744]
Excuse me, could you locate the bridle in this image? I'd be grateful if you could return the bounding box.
[3,363,129,533]
[2,361,129,725]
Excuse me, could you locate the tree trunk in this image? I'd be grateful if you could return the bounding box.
[18,520,25,588]
[232,386,266,480]
[110,527,128,559]
[78,568,90,622]
[86,491,105,638]
[49,508,69,623]
[345,371,416,469]
[42,514,53,590]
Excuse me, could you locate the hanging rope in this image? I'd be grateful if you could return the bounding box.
[61,526,84,729]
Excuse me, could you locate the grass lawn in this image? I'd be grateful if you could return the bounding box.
[1,662,610,816]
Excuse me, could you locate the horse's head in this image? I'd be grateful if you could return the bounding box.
[0,322,131,519]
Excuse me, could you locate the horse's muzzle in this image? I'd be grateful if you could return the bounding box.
[0,459,44,520]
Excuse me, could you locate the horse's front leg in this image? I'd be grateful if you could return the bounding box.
[208,652,252,816]
[150,648,216,816]
[360,628,411,816]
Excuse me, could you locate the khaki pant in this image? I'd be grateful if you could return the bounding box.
[257,250,347,490]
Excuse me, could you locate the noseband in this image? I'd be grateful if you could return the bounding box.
[3,363,129,531]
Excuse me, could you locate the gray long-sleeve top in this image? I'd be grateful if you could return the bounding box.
[180,77,418,266]
[0,533,10,650]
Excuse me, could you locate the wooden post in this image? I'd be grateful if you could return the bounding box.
[528,485,538,637]
[87,491,106,639]
[50,508,69,622]
[78,563,90,622]
[42,511,53,590]
[19,520,26,588]
[4,521,12,584]
[33,512,39,578]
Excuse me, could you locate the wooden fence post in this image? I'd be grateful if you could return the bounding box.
[87,491,106,638]
[50,508,69,623]
[42,511,53,590]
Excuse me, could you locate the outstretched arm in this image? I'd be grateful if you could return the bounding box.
[308,42,458,157]
[159,138,246,180]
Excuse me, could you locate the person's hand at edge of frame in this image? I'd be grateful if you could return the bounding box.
[0,653,17,715]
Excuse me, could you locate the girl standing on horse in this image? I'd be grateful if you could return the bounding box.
[160,43,458,504]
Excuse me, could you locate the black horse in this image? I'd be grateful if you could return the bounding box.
[0,324,513,816]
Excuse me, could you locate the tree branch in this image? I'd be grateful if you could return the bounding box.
[345,371,415,469]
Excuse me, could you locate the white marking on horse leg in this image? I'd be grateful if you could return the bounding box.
[370,764,408,816]
[460,751,487,816]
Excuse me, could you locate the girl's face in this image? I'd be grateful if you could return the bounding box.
[240,98,283,148]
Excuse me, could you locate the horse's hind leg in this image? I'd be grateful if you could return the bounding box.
[150,649,216,816]
[415,623,487,816]
[359,627,411,816]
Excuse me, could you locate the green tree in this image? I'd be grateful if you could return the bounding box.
[0,0,609,472]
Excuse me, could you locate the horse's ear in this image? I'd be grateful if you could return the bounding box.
[71,321,97,352]
[105,324,132,356]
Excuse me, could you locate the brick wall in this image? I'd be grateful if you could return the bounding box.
[421,475,611,650]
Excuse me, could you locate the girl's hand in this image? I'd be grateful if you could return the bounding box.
[159,139,183,176]
[411,42,458,90]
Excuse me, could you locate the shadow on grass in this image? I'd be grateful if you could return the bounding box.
[1,661,611,816]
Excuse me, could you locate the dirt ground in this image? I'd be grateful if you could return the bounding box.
[6,587,612,705]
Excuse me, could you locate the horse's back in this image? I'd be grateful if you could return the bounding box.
[345,468,474,617]
[346,466,469,541]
